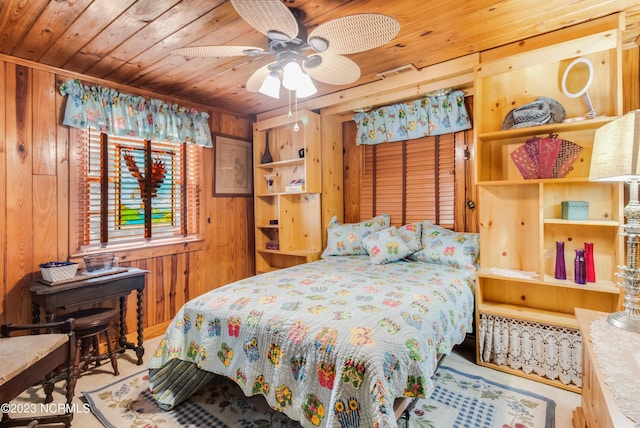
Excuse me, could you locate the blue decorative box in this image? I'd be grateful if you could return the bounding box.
[561,201,589,220]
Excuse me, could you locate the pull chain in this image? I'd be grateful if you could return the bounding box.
[294,94,300,132]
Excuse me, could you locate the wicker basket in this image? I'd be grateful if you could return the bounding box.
[39,262,79,283]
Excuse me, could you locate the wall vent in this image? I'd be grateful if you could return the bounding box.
[376,64,417,79]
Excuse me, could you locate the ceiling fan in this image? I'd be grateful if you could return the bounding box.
[171,0,400,99]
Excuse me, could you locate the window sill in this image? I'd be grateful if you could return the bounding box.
[70,238,205,264]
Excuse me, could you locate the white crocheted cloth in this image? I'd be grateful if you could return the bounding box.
[590,317,640,425]
[478,314,582,387]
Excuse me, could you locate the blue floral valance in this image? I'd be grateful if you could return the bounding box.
[353,90,472,145]
[59,79,212,147]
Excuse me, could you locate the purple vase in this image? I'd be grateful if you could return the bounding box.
[574,249,587,284]
[554,241,566,280]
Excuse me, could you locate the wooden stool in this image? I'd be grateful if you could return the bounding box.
[55,308,119,397]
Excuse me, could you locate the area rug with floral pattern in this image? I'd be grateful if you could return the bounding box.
[83,365,554,428]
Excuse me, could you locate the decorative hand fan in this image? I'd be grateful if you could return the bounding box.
[510,134,582,179]
[171,0,400,99]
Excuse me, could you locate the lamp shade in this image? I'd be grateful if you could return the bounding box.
[295,73,317,98]
[282,61,304,91]
[590,110,640,181]
[258,72,281,99]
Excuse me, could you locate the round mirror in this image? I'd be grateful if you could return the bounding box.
[561,57,597,120]
[561,57,593,98]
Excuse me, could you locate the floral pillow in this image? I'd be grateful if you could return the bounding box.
[362,226,413,264]
[409,221,480,270]
[398,222,422,253]
[321,214,391,257]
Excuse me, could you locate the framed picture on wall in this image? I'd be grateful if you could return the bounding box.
[213,134,253,197]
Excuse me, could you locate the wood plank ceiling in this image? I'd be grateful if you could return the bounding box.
[1,0,639,116]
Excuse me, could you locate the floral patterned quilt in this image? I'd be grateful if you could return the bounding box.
[147,256,475,428]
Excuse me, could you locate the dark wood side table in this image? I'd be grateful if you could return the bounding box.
[29,268,148,365]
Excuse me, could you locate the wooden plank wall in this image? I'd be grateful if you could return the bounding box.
[0,59,255,340]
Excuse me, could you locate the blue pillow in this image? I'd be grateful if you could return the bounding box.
[409,222,480,271]
[321,214,391,257]
[362,226,413,264]
[398,222,422,253]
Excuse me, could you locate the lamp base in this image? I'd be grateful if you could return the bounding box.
[607,311,640,333]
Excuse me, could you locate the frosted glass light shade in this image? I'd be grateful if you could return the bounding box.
[282,61,304,90]
[590,110,640,181]
[258,72,281,99]
[295,73,317,98]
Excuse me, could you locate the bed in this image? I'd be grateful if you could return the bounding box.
[147,218,478,428]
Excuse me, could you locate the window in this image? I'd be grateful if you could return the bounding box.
[70,128,200,252]
[359,133,456,228]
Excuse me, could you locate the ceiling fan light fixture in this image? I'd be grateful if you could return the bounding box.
[282,61,304,90]
[258,71,281,99]
[173,1,401,100]
[295,73,317,98]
